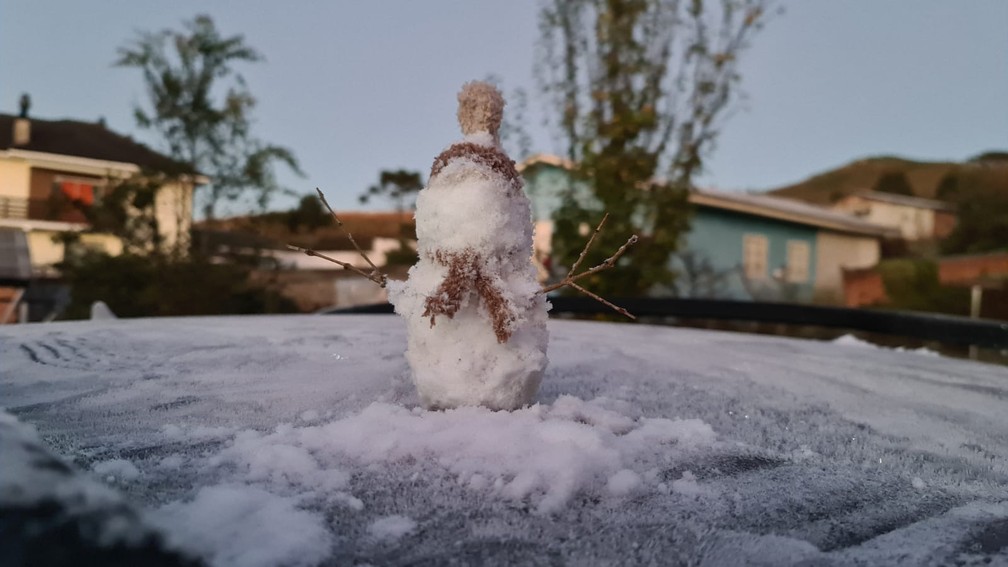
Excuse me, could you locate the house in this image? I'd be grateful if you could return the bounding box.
[519,155,899,303]
[0,105,200,272]
[0,99,201,321]
[831,191,956,242]
[686,190,898,302]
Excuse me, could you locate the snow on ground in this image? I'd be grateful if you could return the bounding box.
[831,333,941,356]
[2,315,1007,566]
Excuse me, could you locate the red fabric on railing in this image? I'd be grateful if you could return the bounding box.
[60,181,94,205]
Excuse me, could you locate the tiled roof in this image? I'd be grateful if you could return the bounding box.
[0,114,194,174]
[517,154,900,238]
[690,189,901,238]
[847,191,955,212]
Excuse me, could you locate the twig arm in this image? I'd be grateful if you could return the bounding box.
[315,187,387,286]
[537,209,638,320]
[286,244,387,287]
[570,283,636,320]
[566,213,609,279]
[541,234,638,293]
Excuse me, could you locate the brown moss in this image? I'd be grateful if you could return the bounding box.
[457,81,504,141]
[430,142,522,191]
[422,249,516,343]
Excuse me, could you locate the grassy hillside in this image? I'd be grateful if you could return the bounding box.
[767,152,1008,204]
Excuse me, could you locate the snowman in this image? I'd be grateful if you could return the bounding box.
[386,81,549,411]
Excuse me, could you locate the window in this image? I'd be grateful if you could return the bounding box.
[742,234,768,280]
[786,240,810,283]
[52,176,103,206]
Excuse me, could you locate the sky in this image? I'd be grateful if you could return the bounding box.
[2,1,1006,215]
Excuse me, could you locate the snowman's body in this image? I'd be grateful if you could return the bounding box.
[387,123,549,410]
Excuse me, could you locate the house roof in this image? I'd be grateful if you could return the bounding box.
[0,114,194,174]
[517,154,576,172]
[517,154,899,238]
[690,189,901,238]
[844,191,956,212]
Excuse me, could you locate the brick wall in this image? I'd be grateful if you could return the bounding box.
[939,253,1008,286]
[842,268,888,307]
[932,210,957,240]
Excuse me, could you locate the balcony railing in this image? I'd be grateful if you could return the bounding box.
[0,197,28,219]
[0,196,89,224]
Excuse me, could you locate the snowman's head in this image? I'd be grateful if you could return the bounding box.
[457,81,505,144]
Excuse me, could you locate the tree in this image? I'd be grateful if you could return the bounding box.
[872,171,914,196]
[941,185,1008,254]
[117,14,301,219]
[284,194,331,233]
[358,169,424,212]
[58,250,297,320]
[358,169,424,266]
[934,171,959,200]
[536,0,772,296]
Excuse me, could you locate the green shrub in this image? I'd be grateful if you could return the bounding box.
[878,259,970,316]
[59,252,298,320]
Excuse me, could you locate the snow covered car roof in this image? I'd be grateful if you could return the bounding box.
[2,315,1007,566]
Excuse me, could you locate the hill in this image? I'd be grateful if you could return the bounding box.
[766,151,1008,205]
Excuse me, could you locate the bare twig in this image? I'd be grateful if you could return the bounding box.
[314,187,387,286]
[286,245,386,287]
[570,283,636,320]
[566,213,608,279]
[539,212,638,320]
[541,234,638,293]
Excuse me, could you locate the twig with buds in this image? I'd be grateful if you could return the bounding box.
[287,188,388,288]
[540,213,638,320]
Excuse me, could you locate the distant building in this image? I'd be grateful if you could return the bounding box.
[0,110,201,276]
[843,253,1008,319]
[683,190,898,302]
[0,104,203,321]
[831,191,956,241]
[194,211,415,311]
[520,155,898,303]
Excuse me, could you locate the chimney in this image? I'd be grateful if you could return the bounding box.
[13,93,30,146]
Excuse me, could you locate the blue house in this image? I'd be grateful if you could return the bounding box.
[519,156,898,304]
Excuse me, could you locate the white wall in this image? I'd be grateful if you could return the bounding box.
[833,196,934,241]
[154,180,194,251]
[0,159,31,201]
[815,231,880,301]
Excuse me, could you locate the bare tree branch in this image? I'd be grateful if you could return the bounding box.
[542,233,638,294]
[285,245,386,287]
[313,187,387,287]
[540,211,638,320]
[286,187,389,288]
[566,212,608,279]
[570,282,636,320]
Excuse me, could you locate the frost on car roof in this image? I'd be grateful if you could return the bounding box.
[1,316,1007,566]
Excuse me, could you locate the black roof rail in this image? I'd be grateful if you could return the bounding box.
[320,297,1008,349]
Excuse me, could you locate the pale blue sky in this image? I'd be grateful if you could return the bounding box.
[2,1,1006,214]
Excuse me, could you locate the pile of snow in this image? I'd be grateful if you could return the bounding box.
[831,334,940,356]
[211,396,717,514]
[367,515,417,542]
[151,485,333,567]
[89,300,117,320]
